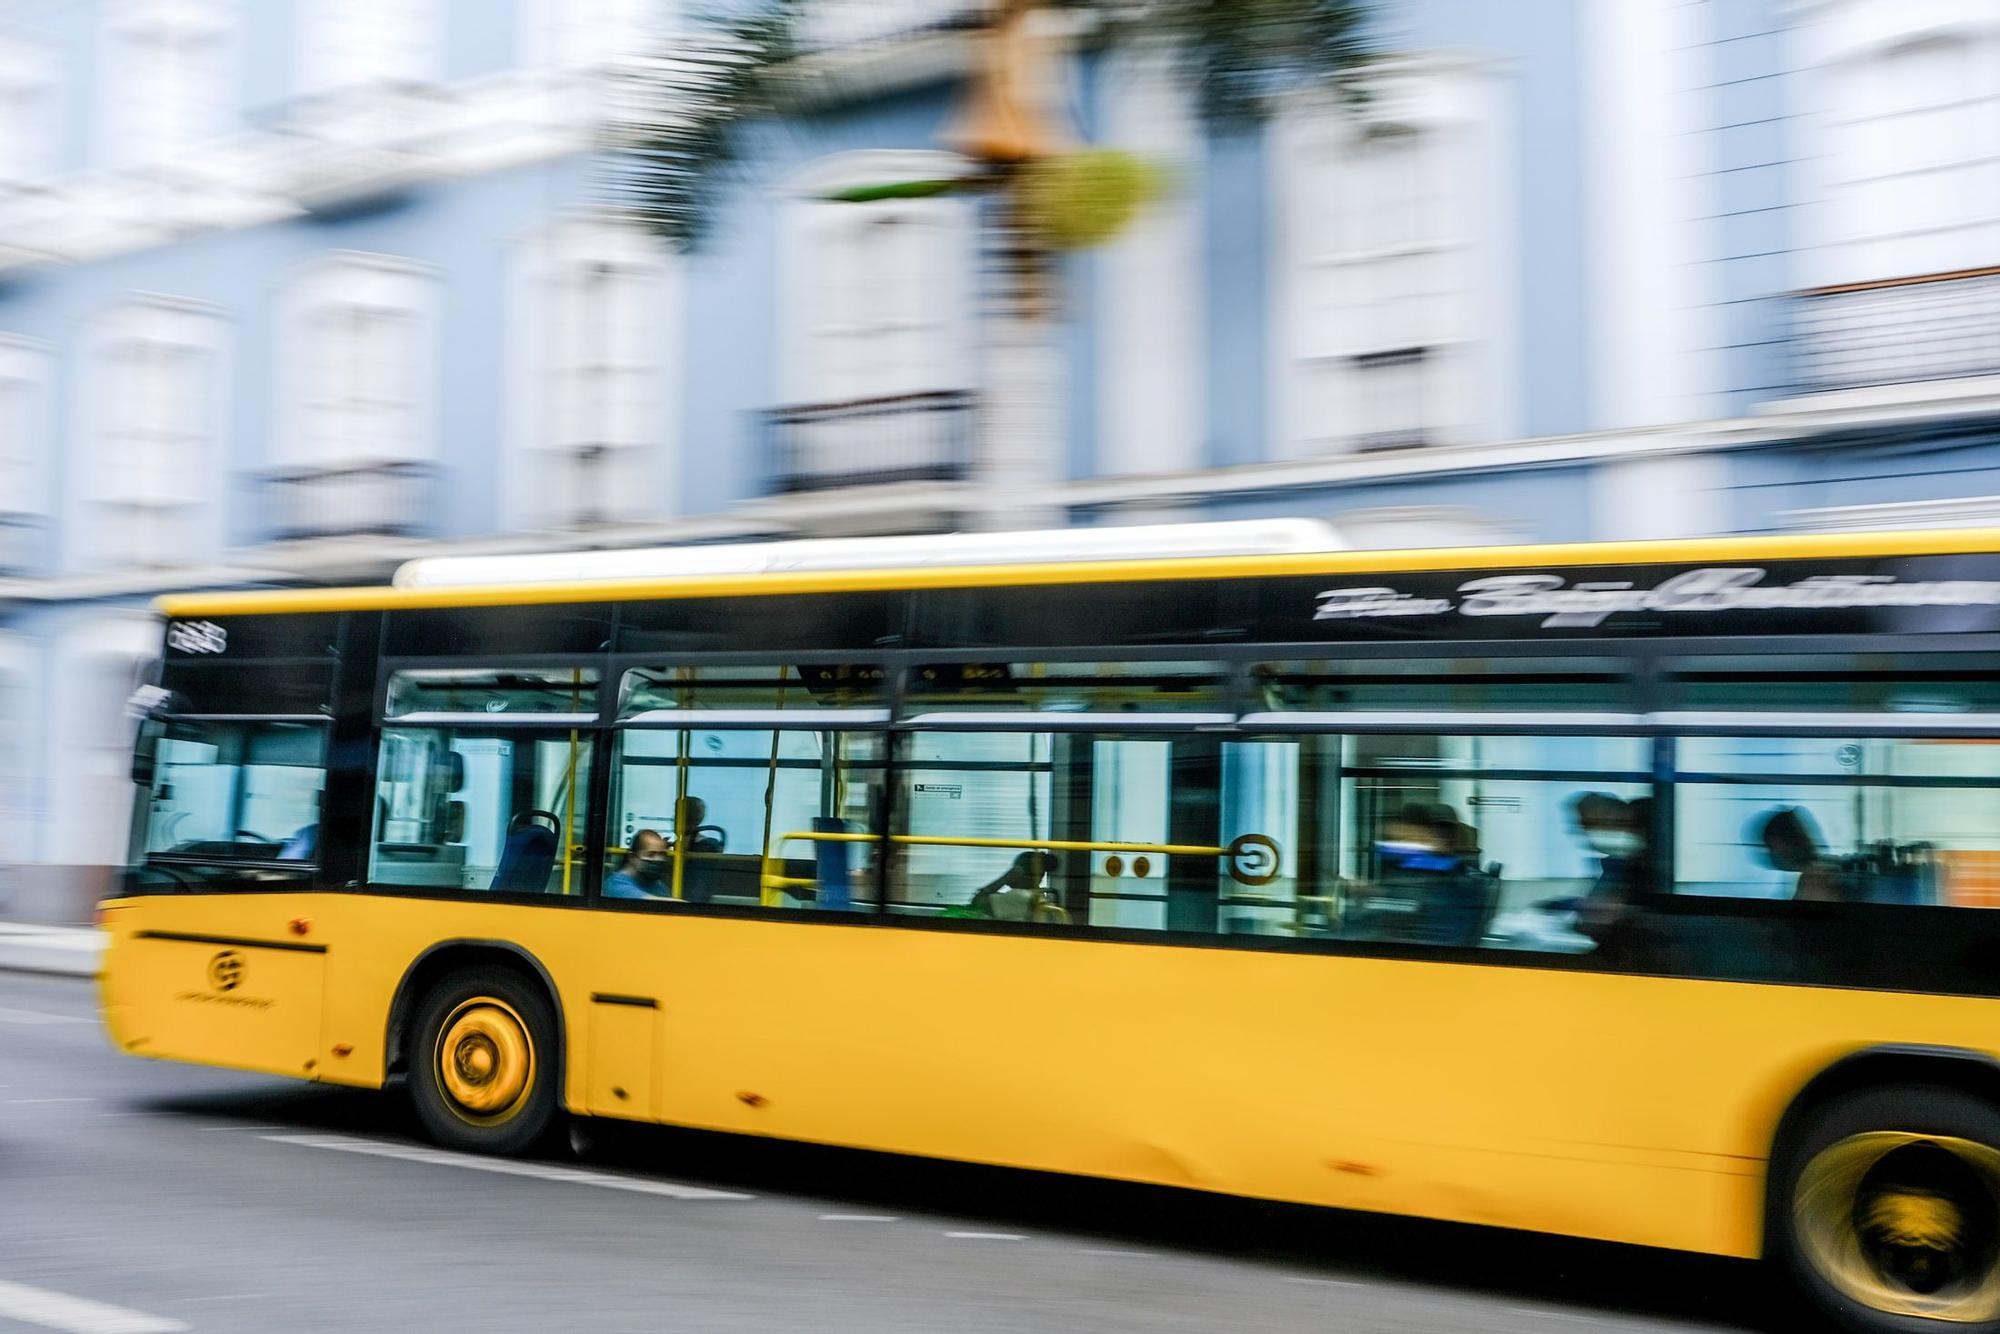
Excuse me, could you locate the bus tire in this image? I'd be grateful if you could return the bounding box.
[408,966,559,1156]
[1774,1084,2000,1333]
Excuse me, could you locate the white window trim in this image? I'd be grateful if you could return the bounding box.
[1269,53,1515,460]
[774,149,976,405]
[1788,2,2000,289]
[503,217,681,529]
[0,629,43,867]
[72,294,228,571]
[297,0,442,100]
[0,334,52,520]
[273,251,440,470]
[0,34,59,187]
[96,0,239,173]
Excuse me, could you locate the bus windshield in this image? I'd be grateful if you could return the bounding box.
[127,718,327,889]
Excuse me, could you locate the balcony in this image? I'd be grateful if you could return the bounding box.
[0,512,43,577]
[256,459,437,543]
[1792,267,2000,396]
[765,389,975,494]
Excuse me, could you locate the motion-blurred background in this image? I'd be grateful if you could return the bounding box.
[0,0,1993,924]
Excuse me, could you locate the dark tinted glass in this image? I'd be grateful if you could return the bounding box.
[385,604,615,657]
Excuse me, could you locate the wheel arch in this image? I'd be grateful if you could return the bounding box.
[385,939,567,1079]
[1762,1044,2000,1253]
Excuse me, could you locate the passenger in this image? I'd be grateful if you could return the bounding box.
[1350,804,1491,946]
[1569,792,1650,944]
[604,828,671,899]
[673,796,724,855]
[964,850,1068,923]
[1757,807,1845,901]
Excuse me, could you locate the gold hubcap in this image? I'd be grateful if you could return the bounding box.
[1795,1131,2000,1322]
[434,998,534,1126]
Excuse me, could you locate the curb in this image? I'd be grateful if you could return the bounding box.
[0,928,105,980]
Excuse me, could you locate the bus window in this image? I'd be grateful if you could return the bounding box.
[604,727,882,911]
[1314,733,1651,953]
[1674,735,2000,907]
[387,667,599,719]
[369,728,594,895]
[127,718,327,890]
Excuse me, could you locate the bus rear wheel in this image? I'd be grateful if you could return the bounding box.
[1777,1086,2000,1333]
[409,967,558,1156]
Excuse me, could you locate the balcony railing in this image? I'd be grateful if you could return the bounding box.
[765,389,976,494]
[257,459,436,542]
[1792,267,2000,395]
[0,512,43,577]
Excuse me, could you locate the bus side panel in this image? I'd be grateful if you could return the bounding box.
[98,897,327,1082]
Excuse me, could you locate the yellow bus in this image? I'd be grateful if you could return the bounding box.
[99,522,2000,1333]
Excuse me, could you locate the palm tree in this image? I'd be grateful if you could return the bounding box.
[612,0,1374,528]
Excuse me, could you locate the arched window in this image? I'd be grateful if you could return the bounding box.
[524,0,660,67]
[82,298,225,568]
[1793,1,2000,283]
[0,632,37,877]
[771,152,975,492]
[510,220,675,527]
[280,254,436,466]
[779,152,973,405]
[1277,59,1504,458]
[0,35,56,186]
[300,0,436,95]
[101,0,235,169]
[0,338,48,573]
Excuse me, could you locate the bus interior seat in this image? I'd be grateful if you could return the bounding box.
[491,812,560,892]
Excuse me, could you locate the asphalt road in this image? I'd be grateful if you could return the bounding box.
[0,969,1790,1333]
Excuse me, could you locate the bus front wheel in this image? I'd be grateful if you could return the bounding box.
[1776,1085,2000,1333]
[408,967,559,1156]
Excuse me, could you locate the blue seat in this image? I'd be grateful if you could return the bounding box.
[491,815,559,893]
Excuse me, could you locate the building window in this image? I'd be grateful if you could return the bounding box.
[779,154,972,406]
[86,301,223,569]
[282,255,436,467]
[102,0,234,170]
[1812,29,2000,283]
[517,223,670,527]
[0,339,46,523]
[791,202,968,405]
[1292,116,1469,452]
[1277,57,1506,458]
[0,37,56,186]
[528,0,659,66]
[301,0,436,95]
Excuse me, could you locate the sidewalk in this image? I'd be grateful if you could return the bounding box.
[0,924,104,978]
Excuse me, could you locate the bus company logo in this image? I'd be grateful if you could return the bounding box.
[1315,568,2000,629]
[207,951,245,992]
[166,620,228,655]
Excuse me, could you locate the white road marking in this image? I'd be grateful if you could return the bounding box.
[945,1231,1026,1241]
[266,1133,753,1200]
[0,1279,190,1333]
[5,1097,96,1105]
[817,1214,900,1222]
[0,1006,91,1025]
[198,1124,282,1132]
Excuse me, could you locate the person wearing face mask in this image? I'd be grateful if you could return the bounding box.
[1565,792,1646,939]
[605,828,672,899]
[1347,804,1492,945]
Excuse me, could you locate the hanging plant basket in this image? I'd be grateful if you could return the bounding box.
[1017,148,1167,251]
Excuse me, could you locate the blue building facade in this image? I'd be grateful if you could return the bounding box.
[1,0,1996,917]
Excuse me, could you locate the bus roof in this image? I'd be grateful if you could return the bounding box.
[155,525,2000,619]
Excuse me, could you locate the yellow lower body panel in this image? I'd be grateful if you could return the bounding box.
[98,892,2000,1261]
